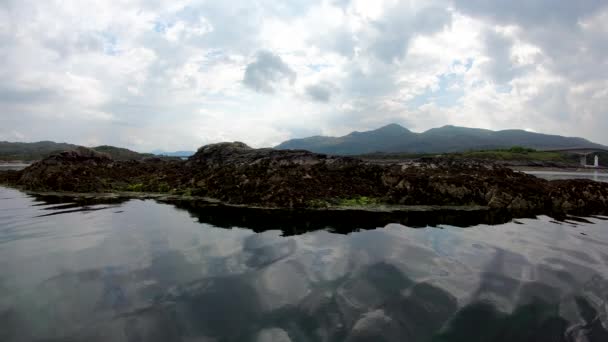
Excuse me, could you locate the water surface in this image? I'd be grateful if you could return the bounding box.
[0,164,29,171]
[1,186,607,341]
[524,170,608,182]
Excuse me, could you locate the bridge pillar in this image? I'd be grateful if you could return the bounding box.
[595,155,599,168]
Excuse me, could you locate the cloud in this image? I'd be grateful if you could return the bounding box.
[305,82,334,102]
[451,0,604,28]
[0,86,56,104]
[452,0,608,82]
[367,4,452,63]
[313,27,356,58]
[0,0,607,151]
[481,29,526,84]
[243,50,296,93]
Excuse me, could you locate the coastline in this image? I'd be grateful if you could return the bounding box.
[510,166,608,173]
[2,143,608,219]
[0,161,30,169]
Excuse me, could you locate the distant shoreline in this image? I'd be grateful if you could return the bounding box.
[1,143,608,220]
[511,166,608,173]
[0,161,31,164]
[0,162,31,171]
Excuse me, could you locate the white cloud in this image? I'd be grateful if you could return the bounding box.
[0,0,607,151]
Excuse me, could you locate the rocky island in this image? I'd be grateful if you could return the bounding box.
[1,142,608,218]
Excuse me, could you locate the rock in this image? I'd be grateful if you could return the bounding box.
[12,147,112,192]
[0,170,20,184]
[2,143,608,218]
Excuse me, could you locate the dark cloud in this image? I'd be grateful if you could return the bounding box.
[243,51,296,93]
[305,82,334,103]
[482,30,527,84]
[173,2,264,53]
[370,4,451,63]
[413,5,453,33]
[452,0,605,28]
[310,2,452,63]
[453,0,608,82]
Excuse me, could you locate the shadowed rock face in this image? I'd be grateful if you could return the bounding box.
[1,142,608,216]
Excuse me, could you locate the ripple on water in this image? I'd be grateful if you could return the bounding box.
[0,186,607,342]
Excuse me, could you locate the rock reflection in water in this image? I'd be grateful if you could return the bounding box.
[1,187,608,341]
[164,199,522,234]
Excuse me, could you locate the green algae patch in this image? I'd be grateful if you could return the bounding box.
[308,196,384,208]
[125,183,144,192]
[338,196,381,207]
[307,199,331,208]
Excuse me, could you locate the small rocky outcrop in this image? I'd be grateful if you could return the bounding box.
[16,147,113,192]
[12,146,182,192]
[0,169,21,184]
[184,142,378,207]
[1,142,608,217]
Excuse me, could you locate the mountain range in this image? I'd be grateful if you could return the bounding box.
[3,124,606,161]
[275,124,607,155]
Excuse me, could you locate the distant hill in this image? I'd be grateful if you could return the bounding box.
[0,141,153,161]
[92,145,154,161]
[150,150,195,158]
[275,124,608,155]
[0,141,79,161]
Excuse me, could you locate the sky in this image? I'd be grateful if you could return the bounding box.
[1,0,607,152]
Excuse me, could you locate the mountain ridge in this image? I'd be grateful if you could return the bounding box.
[275,124,607,155]
[0,141,154,161]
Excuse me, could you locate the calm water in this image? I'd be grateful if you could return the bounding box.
[0,164,29,171]
[1,186,608,342]
[524,170,608,183]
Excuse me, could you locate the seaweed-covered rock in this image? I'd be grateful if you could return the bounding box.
[15,147,113,192]
[548,179,608,215]
[2,142,608,217]
[183,142,381,206]
[10,147,182,192]
[0,170,21,184]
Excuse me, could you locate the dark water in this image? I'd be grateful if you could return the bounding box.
[1,186,608,342]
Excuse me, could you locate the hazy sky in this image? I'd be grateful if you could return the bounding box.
[1,0,607,151]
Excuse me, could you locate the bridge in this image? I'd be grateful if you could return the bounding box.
[541,148,608,167]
